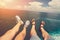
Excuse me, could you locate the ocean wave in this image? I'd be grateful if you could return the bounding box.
[51,33,60,40]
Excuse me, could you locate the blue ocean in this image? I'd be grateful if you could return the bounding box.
[0,11,60,40]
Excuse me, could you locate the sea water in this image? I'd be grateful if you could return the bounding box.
[0,12,60,40]
[37,12,60,40]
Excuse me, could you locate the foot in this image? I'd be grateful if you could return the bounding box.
[40,21,50,40]
[24,20,30,28]
[30,19,37,36]
[31,19,35,25]
[40,21,45,29]
[15,15,24,24]
[15,20,30,40]
[20,20,30,37]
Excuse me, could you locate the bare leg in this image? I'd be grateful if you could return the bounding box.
[30,19,40,40]
[0,16,23,40]
[15,20,30,40]
[40,21,50,40]
[30,19,37,36]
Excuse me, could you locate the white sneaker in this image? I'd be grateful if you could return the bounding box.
[24,20,30,28]
[15,15,24,24]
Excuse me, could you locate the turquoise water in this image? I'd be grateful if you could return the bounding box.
[37,12,60,40]
[39,18,60,40]
[0,12,60,40]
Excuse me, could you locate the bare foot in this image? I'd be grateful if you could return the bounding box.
[30,19,37,36]
[40,21,50,40]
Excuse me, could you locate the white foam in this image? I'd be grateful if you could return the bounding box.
[51,33,60,40]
